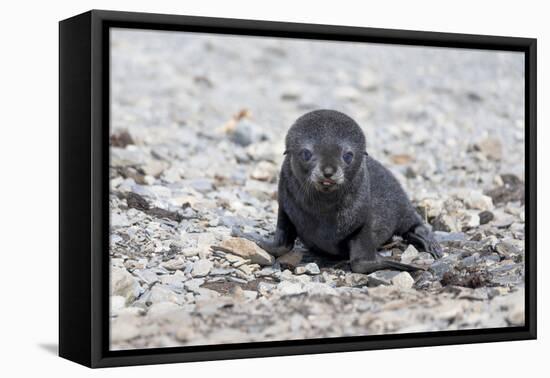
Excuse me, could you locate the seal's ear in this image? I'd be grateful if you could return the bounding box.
[283,150,288,155]
[364,151,369,156]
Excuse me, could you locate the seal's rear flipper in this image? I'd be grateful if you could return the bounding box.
[404,224,443,259]
[379,259,424,272]
[351,257,424,274]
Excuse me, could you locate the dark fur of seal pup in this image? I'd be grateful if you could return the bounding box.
[234,109,442,273]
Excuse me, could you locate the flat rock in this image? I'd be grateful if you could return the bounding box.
[161,257,186,271]
[492,211,516,228]
[434,231,467,242]
[191,259,213,277]
[495,242,520,258]
[367,270,400,287]
[212,237,275,266]
[184,278,205,293]
[149,285,179,304]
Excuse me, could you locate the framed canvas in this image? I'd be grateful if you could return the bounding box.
[59,10,537,368]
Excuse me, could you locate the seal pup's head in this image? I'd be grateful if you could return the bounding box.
[285,109,367,194]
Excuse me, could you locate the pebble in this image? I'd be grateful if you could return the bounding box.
[295,263,320,275]
[344,273,369,287]
[401,245,419,264]
[479,210,494,225]
[391,272,414,289]
[191,260,213,277]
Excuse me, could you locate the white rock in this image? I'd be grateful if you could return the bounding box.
[149,285,179,304]
[147,302,180,318]
[303,282,337,296]
[111,267,140,302]
[110,295,126,316]
[456,190,494,211]
[277,281,305,296]
[304,263,321,275]
[191,259,213,277]
[418,198,444,219]
[401,245,419,264]
[184,278,205,293]
[458,211,480,230]
[391,272,414,289]
[213,238,275,266]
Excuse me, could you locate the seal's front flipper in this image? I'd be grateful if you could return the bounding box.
[404,224,443,259]
[231,207,297,257]
[230,226,292,257]
[350,256,424,274]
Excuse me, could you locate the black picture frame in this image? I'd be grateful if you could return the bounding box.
[59,9,537,368]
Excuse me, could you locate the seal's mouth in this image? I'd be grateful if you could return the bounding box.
[320,178,337,187]
[312,177,342,192]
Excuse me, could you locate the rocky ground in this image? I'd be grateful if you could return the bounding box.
[109,29,526,350]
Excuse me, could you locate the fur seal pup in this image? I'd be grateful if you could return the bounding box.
[235,109,442,273]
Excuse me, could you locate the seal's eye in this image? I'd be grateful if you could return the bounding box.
[343,151,354,164]
[301,149,312,162]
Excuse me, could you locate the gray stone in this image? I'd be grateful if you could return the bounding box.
[161,257,186,271]
[430,260,454,279]
[184,278,205,293]
[479,210,494,225]
[434,231,466,242]
[191,259,213,277]
[111,267,141,302]
[149,285,179,304]
[132,269,159,286]
[344,273,369,287]
[391,272,414,289]
[367,270,400,287]
[295,263,320,275]
[495,242,520,257]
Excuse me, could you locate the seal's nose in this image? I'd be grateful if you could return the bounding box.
[322,166,335,178]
